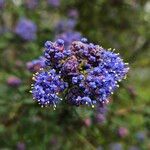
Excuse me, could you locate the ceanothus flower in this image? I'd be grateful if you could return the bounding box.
[44,39,65,69]
[31,69,68,108]
[26,56,46,72]
[31,38,129,108]
[117,127,129,138]
[95,104,108,124]
[56,31,82,48]
[7,76,22,87]
[61,56,79,76]
[15,18,37,41]
[54,19,77,34]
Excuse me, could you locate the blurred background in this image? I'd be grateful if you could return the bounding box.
[0,0,149,150]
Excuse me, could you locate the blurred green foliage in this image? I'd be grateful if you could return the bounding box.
[0,0,149,149]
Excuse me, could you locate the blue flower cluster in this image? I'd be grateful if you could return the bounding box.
[31,69,68,108]
[44,39,66,68]
[15,18,37,41]
[31,38,129,108]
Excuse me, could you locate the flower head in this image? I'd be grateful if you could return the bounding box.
[32,38,129,108]
[7,76,22,87]
[56,31,82,48]
[26,56,46,72]
[31,69,68,108]
[55,19,77,34]
[15,18,37,41]
[118,127,129,138]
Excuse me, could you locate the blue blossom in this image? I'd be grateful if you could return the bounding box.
[31,69,68,108]
[66,88,94,106]
[72,76,78,84]
[61,56,79,75]
[7,76,22,87]
[15,18,37,41]
[118,127,129,138]
[55,19,77,34]
[95,104,108,124]
[56,31,82,48]
[32,38,129,108]
[44,39,65,68]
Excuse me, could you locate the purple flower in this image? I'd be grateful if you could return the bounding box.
[61,56,79,75]
[118,127,129,138]
[0,0,5,9]
[55,19,77,34]
[47,0,60,7]
[26,56,46,72]
[95,104,108,124]
[15,18,37,41]
[68,9,79,19]
[7,76,22,87]
[44,39,65,68]
[66,40,129,105]
[32,38,129,108]
[95,113,106,124]
[24,0,38,9]
[56,31,82,48]
[31,69,68,108]
[16,142,26,150]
